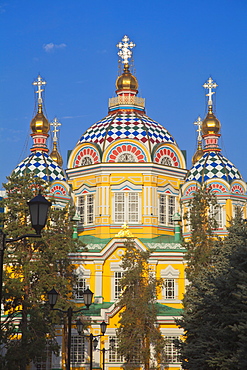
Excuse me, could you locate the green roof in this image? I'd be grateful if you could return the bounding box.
[83,302,182,317]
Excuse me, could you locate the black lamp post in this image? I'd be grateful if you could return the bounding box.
[48,287,94,370]
[0,192,51,305]
[76,318,107,370]
[93,337,115,370]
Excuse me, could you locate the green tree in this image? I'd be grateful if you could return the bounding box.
[0,173,82,370]
[178,189,247,369]
[117,240,165,370]
[183,185,219,280]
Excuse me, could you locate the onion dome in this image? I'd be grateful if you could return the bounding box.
[116,63,138,91]
[192,141,203,165]
[201,106,220,135]
[50,117,63,167]
[186,77,242,184]
[13,75,66,182]
[77,36,177,155]
[30,104,50,134]
[50,142,63,167]
[192,116,204,165]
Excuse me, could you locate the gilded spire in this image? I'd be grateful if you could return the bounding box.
[50,117,63,167]
[30,75,49,152]
[202,77,218,107]
[116,35,135,65]
[192,116,204,164]
[202,77,221,152]
[33,75,47,105]
[115,35,138,92]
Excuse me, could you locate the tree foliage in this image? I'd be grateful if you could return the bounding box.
[178,186,247,369]
[117,240,165,370]
[0,173,83,370]
[183,185,219,280]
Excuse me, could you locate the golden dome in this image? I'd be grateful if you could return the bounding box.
[202,106,220,135]
[192,143,204,164]
[30,104,50,134]
[50,142,63,167]
[116,64,138,91]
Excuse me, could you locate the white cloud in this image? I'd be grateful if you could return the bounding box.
[43,43,67,52]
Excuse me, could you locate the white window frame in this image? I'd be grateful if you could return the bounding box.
[159,194,176,226]
[71,335,86,365]
[165,335,180,363]
[210,204,224,229]
[160,265,180,303]
[74,266,91,301]
[113,192,140,224]
[77,193,94,225]
[111,263,124,301]
[74,276,86,300]
[108,336,124,363]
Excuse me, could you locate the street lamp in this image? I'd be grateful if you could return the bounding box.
[93,337,115,370]
[0,192,51,304]
[48,287,94,370]
[76,318,107,370]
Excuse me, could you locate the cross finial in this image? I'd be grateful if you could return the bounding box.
[50,117,61,142]
[33,75,47,104]
[116,35,136,64]
[203,77,218,106]
[193,116,203,141]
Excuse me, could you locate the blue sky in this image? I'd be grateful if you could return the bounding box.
[0,0,247,188]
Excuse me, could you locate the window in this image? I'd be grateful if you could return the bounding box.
[77,194,94,225]
[165,336,180,363]
[109,337,124,363]
[114,271,123,299]
[165,279,175,299]
[210,204,223,228]
[33,348,52,369]
[161,266,179,301]
[114,192,139,223]
[118,153,137,162]
[74,277,86,300]
[159,194,176,226]
[161,156,172,166]
[71,335,85,365]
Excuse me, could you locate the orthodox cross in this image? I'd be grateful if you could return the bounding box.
[193,116,202,141]
[116,35,135,64]
[203,77,218,106]
[33,75,47,104]
[50,117,61,142]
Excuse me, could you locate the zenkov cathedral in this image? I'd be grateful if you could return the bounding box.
[8,36,247,369]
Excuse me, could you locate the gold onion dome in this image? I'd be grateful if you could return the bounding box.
[202,106,221,135]
[30,104,50,134]
[50,142,63,167]
[192,143,204,164]
[116,64,138,91]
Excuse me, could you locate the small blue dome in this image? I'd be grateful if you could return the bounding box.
[13,152,66,182]
[186,152,242,183]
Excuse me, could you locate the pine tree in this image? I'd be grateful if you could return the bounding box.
[116,240,165,370]
[183,185,219,280]
[0,173,82,370]
[177,186,222,369]
[178,191,247,369]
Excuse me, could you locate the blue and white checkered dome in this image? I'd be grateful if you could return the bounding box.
[13,152,66,182]
[185,152,242,183]
[77,111,177,154]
